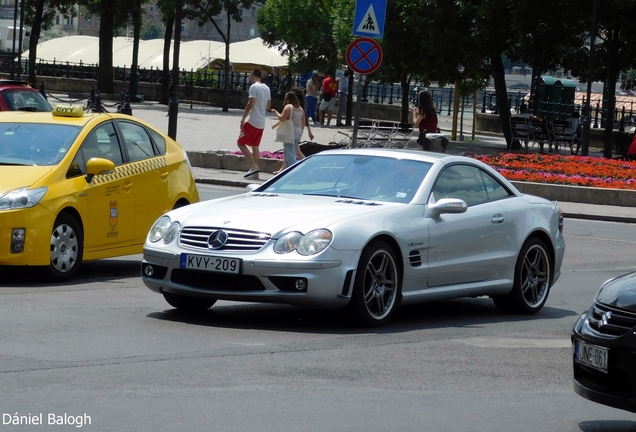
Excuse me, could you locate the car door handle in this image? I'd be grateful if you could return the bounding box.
[123,182,133,192]
[159,171,169,180]
[491,215,505,224]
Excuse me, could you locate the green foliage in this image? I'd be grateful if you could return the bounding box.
[257,0,339,73]
[141,23,162,40]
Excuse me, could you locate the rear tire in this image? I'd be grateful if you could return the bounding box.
[163,292,216,312]
[47,213,83,281]
[493,237,551,314]
[348,240,400,327]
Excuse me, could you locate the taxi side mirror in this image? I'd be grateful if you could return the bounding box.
[85,157,115,183]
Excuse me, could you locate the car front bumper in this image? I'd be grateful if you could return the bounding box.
[572,312,636,413]
[141,246,359,310]
[0,206,55,266]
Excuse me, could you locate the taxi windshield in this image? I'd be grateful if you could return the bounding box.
[0,122,80,166]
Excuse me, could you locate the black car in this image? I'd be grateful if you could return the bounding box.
[572,272,636,413]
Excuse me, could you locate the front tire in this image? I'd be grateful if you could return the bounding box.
[349,240,400,327]
[163,292,216,312]
[493,237,551,314]
[48,213,83,281]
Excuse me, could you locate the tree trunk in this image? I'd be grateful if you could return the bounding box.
[27,0,45,87]
[98,6,115,93]
[223,11,231,113]
[160,12,174,105]
[491,52,512,148]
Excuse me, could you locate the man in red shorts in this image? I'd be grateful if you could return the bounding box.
[237,69,271,179]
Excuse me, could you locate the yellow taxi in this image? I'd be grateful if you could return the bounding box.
[0,105,199,280]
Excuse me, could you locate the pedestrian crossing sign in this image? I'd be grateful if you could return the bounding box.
[353,0,387,39]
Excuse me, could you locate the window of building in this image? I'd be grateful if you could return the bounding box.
[55,16,59,25]
[251,7,256,17]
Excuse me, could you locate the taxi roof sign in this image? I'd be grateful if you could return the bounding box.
[53,105,84,117]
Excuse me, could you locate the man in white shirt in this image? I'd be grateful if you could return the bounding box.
[237,69,271,179]
[336,70,350,127]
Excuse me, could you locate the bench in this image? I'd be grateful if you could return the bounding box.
[548,119,580,155]
[510,116,548,151]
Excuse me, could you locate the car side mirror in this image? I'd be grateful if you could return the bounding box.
[85,157,115,183]
[245,184,260,192]
[430,198,468,216]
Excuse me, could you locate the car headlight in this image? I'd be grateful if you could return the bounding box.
[274,229,332,255]
[0,186,47,210]
[149,216,180,244]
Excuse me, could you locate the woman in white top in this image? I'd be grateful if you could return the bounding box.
[271,92,306,169]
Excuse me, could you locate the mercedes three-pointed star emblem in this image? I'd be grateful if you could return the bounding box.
[208,230,229,249]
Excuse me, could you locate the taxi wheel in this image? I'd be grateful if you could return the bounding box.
[48,213,83,281]
[163,292,216,312]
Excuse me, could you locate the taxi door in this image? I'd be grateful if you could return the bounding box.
[115,120,171,244]
[72,122,136,252]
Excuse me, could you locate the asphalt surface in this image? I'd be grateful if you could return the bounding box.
[90,100,636,224]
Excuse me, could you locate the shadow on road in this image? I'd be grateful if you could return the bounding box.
[0,258,140,287]
[579,420,636,432]
[147,296,578,334]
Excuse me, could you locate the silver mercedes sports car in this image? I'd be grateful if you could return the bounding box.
[141,148,565,326]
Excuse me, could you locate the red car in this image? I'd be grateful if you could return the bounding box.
[0,81,52,112]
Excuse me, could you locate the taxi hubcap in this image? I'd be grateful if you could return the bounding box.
[51,223,79,273]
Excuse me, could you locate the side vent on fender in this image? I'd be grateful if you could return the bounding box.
[409,250,422,267]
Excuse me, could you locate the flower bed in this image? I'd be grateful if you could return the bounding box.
[230,150,636,191]
[471,153,636,190]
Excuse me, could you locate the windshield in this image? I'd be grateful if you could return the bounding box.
[0,123,81,166]
[262,153,433,204]
[1,90,52,112]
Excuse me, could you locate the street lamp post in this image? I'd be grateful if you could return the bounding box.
[167,0,183,140]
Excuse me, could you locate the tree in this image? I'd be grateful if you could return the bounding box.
[258,0,339,75]
[141,23,162,40]
[24,0,77,87]
[157,0,176,105]
[80,0,136,93]
[185,0,262,112]
[581,0,636,158]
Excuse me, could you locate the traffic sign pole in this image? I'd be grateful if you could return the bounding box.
[351,73,366,148]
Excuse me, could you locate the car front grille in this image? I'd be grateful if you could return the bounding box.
[588,303,636,337]
[180,227,271,252]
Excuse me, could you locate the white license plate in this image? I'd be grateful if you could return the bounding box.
[180,253,241,274]
[575,339,608,373]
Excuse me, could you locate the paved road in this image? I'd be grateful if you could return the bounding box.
[2,187,636,431]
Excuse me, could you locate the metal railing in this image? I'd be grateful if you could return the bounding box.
[7,58,635,130]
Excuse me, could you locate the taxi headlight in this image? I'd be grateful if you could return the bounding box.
[0,187,47,210]
[273,229,332,255]
[149,216,171,243]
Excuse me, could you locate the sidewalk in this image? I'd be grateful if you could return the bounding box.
[127,101,636,224]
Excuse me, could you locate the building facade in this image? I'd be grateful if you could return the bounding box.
[49,2,261,42]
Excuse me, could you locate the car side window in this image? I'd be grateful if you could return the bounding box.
[118,121,155,162]
[147,128,166,155]
[480,170,513,201]
[69,122,122,176]
[431,165,489,206]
